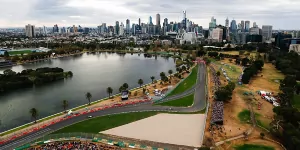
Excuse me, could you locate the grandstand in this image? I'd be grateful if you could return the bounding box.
[14,133,170,150]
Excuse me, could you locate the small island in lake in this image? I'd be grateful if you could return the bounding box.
[0,67,73,93]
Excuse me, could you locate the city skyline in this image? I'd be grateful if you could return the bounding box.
[0,0,299,29]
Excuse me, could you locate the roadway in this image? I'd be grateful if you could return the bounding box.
[0,63,207,150]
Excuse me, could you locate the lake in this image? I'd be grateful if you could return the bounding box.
[0,53,176,132]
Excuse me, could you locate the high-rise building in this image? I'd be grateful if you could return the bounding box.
[241,20,245,32]
[230,19,237,32]
[138,18,141,26]
[253,22,257,28]
[156,14,161,26]
[262,25,273,40]
[53,24,59,33]
[209,17,216,30]
[245,21,250,32]
[119,22,124,36]
[115,21,120,35]
[212,28,223,42]
[126,19,130,34]
[182,10,187,29]
[225,17,229,27]
[25,24,35,37]
[249,27,260,35]
[43,26,47,35]
[149,16,153,25]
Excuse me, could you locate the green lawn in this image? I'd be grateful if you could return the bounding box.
[157,94,194,107]
[238,109,251,123]
[292,94,300,110]
[52,112,158,134]
[167,65,198,96]
[8,50,32,55]
[234,144,274,150]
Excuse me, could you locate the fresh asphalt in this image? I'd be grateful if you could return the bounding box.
[0,63,207,150]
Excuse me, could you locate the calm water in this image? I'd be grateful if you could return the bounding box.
[0,53,176,132]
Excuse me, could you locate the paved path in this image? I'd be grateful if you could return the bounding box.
[0,63,207,150]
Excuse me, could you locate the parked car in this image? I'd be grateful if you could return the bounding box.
[87,116,93,118]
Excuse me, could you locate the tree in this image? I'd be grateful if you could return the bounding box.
[122,83,129,90]
[241,58,249,66]
[160,72,166,80]
[29,108,38,123]
[216,71,221,76]
[215,88,232,102]
[182,66,187,71]
[150,76,155,83]
[3,69,16,76]
[119,86,125,92]
[138,79,144,87]
[62,100,68,112]
[260,132,265,139]
[85,92,92,105]
[162,76,169,83]
[168,70,173,77]
[229,58,233,63]
[107,87,113,98]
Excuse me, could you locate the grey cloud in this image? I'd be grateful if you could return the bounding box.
[0,0,299,29]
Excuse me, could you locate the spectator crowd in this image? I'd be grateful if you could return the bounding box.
[27,141,121,150]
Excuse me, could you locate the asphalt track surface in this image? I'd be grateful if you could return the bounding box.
[0,63,207,150]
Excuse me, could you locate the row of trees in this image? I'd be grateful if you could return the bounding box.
[269,51,300,80]
[271,75,300,150]
[241,60,264,84]
[0,68,73,94]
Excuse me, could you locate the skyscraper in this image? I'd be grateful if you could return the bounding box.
[245,21,250,32]
[43,26,47,35]
[115,21,120,35]
[230,19,237,32]
[253,22,257,28]
[156,13,161,26]
[126,19,130,34]
[138,18,141,26]
[119,22,124,36]
[25,24,35,37]
[262,25,273,40]
[209,17,216,30]
[149,16,153,25]
[225,17,229,28]
[53,24,59,33]
[182,10,187,30]
[241,20,244,32]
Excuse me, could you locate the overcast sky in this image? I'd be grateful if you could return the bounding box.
[0,0,299,29]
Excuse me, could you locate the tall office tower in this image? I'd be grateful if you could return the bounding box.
[225,17,229,27]
[115,21,120,35]
[101,23,107,33]
[132,24,136,35]
[53,24,59,33]
[149,16,153,24]
[245,21,250,32]
[43,26,47,35]
[138,18,141,26]
[163,18,168,26]
[253,22,257,28]
[241,20,244,32]
[126,19,130,34]
[156,13,161,26]
[119,22,124,36]
[182,10,187,29]
[209,16,216,30]
[262,25,273,40]
[230,19,237,32]
[25,24,35,37]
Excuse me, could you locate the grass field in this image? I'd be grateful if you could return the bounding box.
[234,144,274,150]
[52,112,158,134]
[157,94,194,107]
[8,50,32,55]
[238,109,270,129]
[167,65,198,96]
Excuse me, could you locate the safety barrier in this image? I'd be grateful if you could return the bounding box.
[15,132,167,150]
[0,97,153,145]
